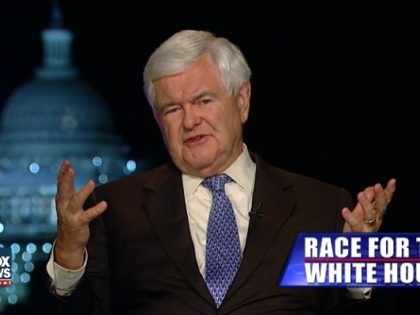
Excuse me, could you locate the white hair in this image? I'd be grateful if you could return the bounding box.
[143,30,251,109]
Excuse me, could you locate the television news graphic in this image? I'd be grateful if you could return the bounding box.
[0,247,12,286]
[279,233,420,287]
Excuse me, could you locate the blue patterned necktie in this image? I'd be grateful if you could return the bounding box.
[202,174,242,308]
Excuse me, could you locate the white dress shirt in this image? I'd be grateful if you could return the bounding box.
[182,145,256,276]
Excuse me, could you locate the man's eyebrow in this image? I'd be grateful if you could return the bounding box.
[190,90,216,102]
[157,90,216,110]
[156,101,180,112]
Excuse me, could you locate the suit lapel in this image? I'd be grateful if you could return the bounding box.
[142,164,213,305]
[226,156,296,298]
[141,157,296,307]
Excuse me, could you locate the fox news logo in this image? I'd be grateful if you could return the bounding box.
[0,247,12,286]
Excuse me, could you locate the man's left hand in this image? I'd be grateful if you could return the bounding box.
[341,178,397,232]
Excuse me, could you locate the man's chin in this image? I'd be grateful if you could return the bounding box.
[182,159,221,177]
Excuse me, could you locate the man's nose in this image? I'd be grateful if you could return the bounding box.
[182,105,201,130]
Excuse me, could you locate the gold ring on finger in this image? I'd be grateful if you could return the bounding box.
[364,217,376,225]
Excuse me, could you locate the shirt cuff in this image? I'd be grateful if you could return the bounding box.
[46,242,88,296]
[346,287,372,299]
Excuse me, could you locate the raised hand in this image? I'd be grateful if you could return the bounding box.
[54,160,107,269]
[341,178,397,232]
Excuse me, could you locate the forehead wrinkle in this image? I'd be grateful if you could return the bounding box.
[154,53,223,107]
[155,76,186,107]
[158,76,207,105]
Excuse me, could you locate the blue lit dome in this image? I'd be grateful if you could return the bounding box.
[0,2,141,309]
[1,79,116,138]
[0,79,122,162]
[0,7,136,241]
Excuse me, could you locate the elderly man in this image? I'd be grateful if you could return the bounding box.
[47,30,396,314]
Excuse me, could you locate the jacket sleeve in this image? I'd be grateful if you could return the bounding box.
[55,190,111,315]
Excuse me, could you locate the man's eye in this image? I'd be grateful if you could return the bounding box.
[164,107,180,115]
[199,98,211,105]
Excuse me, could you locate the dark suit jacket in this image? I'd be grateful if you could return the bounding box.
[60,155,354,315]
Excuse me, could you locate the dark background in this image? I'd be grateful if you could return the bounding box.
[1,1,419,314]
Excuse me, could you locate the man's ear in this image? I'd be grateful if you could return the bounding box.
[236,81,251,123]
[153,107,161,125]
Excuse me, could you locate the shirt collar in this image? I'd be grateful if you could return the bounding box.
[182,144,256,198]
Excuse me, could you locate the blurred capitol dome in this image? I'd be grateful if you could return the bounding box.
[0,1,136,312]
[0,1,138,309]
[0,2,137,241]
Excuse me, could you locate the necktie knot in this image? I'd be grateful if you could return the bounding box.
[202,174,233,192]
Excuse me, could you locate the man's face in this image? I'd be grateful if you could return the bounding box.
[153,53,250,177]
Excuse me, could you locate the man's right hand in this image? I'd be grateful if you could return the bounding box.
[54,160,107,270]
